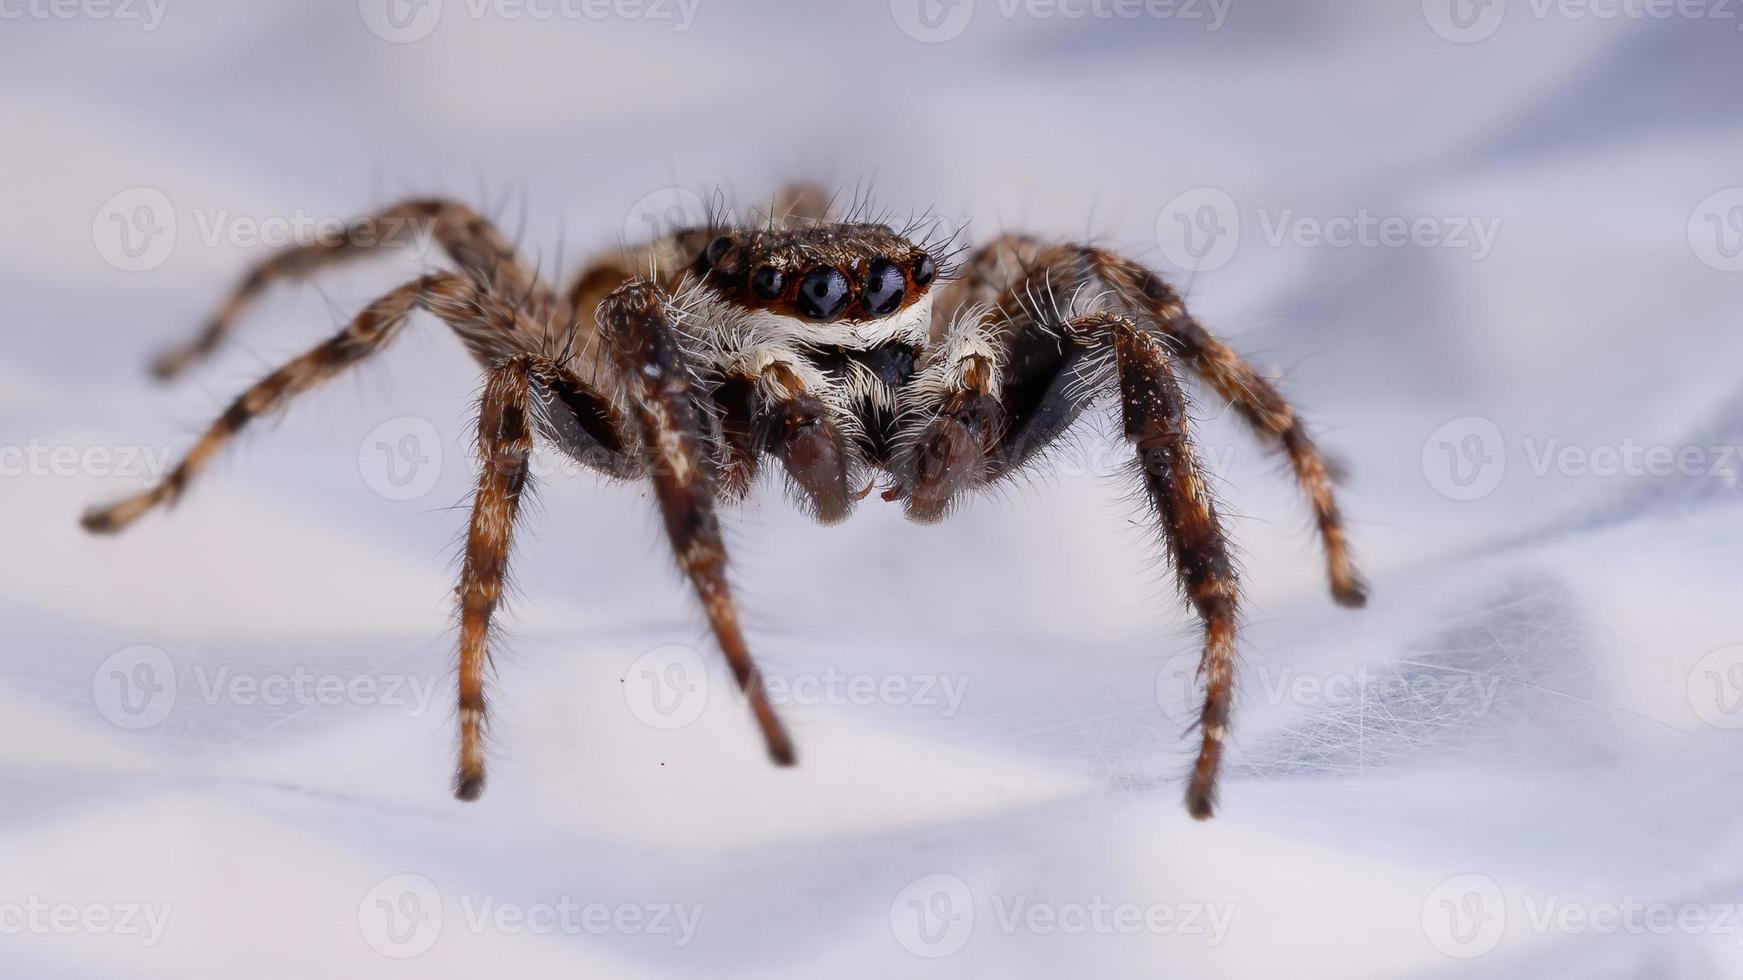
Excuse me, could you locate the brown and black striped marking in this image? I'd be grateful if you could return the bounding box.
[82,183,1365,819]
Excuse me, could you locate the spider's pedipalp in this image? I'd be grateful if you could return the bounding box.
[754,362,858,525]
[891,308,1006,523]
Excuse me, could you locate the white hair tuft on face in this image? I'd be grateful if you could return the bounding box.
[679,290,934,352]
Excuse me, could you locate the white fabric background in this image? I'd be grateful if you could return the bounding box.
[2,1,1740,976]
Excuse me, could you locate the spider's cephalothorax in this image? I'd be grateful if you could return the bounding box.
[656,220,946,522]
[82,184,1367,819]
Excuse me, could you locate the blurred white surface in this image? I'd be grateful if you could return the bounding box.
[2,2,1741,977]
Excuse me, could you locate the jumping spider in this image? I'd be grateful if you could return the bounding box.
[82,184,1366,819]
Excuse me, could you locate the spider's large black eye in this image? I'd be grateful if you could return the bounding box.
[796,267,850,321]
[912,253,938,287]
[752,266,785,299]
[862,260,906,317]
[700,235,733,271]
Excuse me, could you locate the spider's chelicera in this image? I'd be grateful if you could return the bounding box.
[82,184,1367,819]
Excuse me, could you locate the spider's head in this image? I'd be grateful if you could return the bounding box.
[686,223,940,346]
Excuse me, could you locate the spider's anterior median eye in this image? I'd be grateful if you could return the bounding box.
[862,260,906,316]
[752,266,785,300]
[913,253,938,287]
[700,236,733,271]
[796,267,850,320]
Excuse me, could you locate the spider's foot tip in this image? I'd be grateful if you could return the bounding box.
[452,772,486,801]
[147,352,187,383]
[80,507,120,534]
[1186,796,1216,821]
[1333,581,1370,609]
[767,741,797,767]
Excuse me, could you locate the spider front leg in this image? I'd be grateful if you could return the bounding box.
[897,308,1239,818]
[597,280,796,766]
[1091,250,1367,607]
[451,352,639,798]
[1065,312,1240,820]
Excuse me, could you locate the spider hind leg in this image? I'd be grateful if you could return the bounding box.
[150,199,558,381]
[81,272,536,534]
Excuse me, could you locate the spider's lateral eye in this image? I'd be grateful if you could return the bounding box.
[862,260,906,317]
[913,253,938,287]
[701,236,733,271]
[796,267,850,321]
[752,266,785,300]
